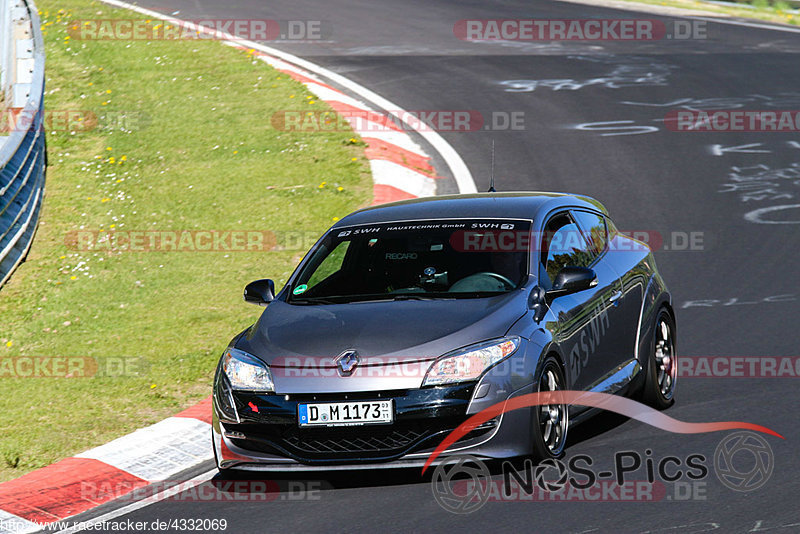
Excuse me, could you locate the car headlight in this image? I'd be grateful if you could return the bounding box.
[422,336,521,386]
[222,348,274,392]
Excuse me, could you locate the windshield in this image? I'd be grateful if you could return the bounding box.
[288,218,532,304]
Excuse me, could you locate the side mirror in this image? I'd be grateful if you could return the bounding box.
[546,266,597,301]
[244,279,275,306]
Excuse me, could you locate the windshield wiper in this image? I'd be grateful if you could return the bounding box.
[290,296,340,305]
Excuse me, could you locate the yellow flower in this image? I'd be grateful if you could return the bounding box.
[337,186,344,192]
[106,89,112,94]
[332,217,340,222]
[101,198,110,203]
[106,146,112,151]
[59,255,66,259]
[120,155,127,161]
[351,157,358,161]
[109,157,116,163]
[70,275,77,280]
[289,94,295,99]
[110,224,116,229]
[308,100,316,105]
[150,384,157,389]
[5,341,12,348]
[233,150,238,155]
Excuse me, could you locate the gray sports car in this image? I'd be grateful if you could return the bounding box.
[212,192,676,471]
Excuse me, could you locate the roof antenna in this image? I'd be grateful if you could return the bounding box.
[487,139,496,192]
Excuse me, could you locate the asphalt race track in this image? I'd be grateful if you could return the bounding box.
[78,0,800,532]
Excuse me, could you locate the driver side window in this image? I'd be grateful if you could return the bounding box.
[540,212,594,285]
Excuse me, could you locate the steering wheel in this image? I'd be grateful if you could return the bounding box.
[449,272,516,292]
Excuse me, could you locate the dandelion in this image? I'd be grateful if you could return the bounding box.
[70,276,77,280]
[150,384,157,389]
[332,217,340,222]
[351,157,358,161]
[337,186,344,192]
[5,341,12,348]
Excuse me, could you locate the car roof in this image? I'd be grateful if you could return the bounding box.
[334,191,609,227]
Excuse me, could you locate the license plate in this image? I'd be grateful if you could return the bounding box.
[298,400,393,427]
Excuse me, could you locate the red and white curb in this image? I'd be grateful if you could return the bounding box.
[231,49,440,204]
[0,398,213,532]
[0,1,478,530]
[98,0,477,203]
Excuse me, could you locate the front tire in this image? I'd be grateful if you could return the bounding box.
[641,308,677,409]
[531,356,569,461]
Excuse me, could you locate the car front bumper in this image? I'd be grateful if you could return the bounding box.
[212,380,536,471]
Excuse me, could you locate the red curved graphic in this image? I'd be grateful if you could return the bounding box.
[421,390,784,474]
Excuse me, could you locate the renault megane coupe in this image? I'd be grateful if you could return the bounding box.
[212,192,676,471]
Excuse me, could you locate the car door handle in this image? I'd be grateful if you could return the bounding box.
[609,290,622,305]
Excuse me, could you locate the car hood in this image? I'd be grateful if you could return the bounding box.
[235,291,528,393]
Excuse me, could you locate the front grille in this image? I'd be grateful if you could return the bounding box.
[284,426,427,455]
[230,416,498,463]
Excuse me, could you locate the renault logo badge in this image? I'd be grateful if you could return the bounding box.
[335,350,360,376]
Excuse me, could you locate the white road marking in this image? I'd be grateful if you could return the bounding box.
[709,143,771,156]
[693,15,800,34]
[76,418,212,482]
[49,470,217,534]
[97,0,477,194]
[370,161,438,197]
[0,510,39,534]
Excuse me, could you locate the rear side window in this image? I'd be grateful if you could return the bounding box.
[571,210,608,257]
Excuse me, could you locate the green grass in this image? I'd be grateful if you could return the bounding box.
[0,0,371,481]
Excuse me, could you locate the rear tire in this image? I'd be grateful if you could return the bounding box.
[641,308,677,410]
[531,356,569,461]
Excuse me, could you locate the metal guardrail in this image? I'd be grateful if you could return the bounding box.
[0,0,45,289]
